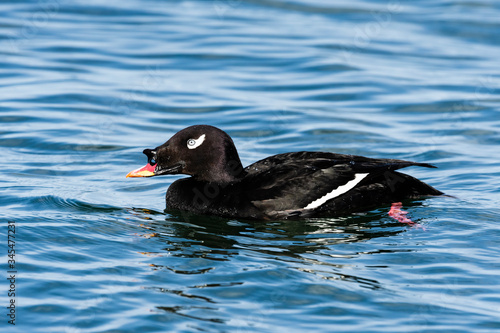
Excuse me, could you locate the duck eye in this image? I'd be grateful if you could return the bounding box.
[187,134,205,149]
[186,134,206,149]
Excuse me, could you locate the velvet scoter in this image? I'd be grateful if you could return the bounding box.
[127,125,442,219]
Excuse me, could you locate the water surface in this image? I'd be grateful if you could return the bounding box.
[1,0,500,332]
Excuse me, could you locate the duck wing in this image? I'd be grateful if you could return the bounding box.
[243,151,438,217]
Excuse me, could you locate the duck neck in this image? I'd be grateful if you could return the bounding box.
[196,152,246,184]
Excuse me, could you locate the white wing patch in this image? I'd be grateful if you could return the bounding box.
[187,134,206,149]
[303,173,369,210]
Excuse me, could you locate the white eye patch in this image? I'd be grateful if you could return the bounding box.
[187,134,206,149]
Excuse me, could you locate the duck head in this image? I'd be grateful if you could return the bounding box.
[126,125,245,183]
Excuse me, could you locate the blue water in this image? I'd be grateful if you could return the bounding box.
[1,0,500,332]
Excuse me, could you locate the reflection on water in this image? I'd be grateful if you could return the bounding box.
[2,0,500,331]
[130,206,425,284]
[124,206,438,327]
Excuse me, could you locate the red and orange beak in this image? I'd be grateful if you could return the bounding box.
[126,163,157,178]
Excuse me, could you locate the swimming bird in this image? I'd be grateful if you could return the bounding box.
[126,125,442,220]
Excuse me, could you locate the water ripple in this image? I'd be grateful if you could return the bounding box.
[1,0,500,332]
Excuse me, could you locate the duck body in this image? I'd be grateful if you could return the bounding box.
[127,125,443,220]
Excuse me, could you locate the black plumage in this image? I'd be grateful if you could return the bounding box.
[127,125,442,220]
